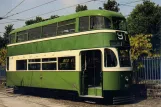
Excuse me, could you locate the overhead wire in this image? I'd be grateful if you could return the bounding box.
[120,0,143,5]
[99,0,143,7]
[4,18,26,21]
[3,0,26,17]
[5,0,58,18]
[0,20,20,24]
[26,0,97,20]
[0,0,97,24]
[0,0,144,25]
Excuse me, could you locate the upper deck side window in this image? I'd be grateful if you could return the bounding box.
[28,27,41,40]
[79,16,89,32]
[16,31,28,42]
[57,19,76,35]
[10,18,76,44]
[42,23,57,38]
[10,34,16,44]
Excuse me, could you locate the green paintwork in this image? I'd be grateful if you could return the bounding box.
[7,32,116,56]
[88,87,102,96]
[103,71,132,90]
[7,70,132,96]
[10,10,124,34]
[7,71,81,94]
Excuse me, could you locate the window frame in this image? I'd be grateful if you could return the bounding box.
[58,56,76,71]
[118,48,131,67]
[28,58,41,71]
[90,16,105,30]
[41,57,57,71]
[79,16,90,32]
[57,19,76,35]
[10,34,16,44]
[28,27,42,40]
[16,59,27,71]
[42,23,57,38]
[16,31,28,43]
[104,48,118,68]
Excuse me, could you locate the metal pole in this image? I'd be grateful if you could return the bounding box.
[144,57,146,84]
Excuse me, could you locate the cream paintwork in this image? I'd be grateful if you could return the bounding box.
[7,30,127,47]
[7,47,132,72]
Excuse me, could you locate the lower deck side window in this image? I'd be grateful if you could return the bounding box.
[58,57,75,70]
[16,60,27,70]
[15,56,76,71]
[28,63,40,70]
[42,63,57,70]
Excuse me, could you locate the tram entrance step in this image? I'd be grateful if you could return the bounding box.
[80,95,103,98]
[88,87,102,96]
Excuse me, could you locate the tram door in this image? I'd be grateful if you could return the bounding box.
[81,50,102,96]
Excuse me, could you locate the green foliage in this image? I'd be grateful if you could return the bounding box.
[75,4,88,12]
[127,1,161,53]
[25,16,43,25]
[0,48,7,66]
[0,36,6,49]
[1,24,13,47]
[98,7,103,10]
[25,15,60,25]
[127,1,161,35]
[130,34,152,61]
[103,0,119,12]
[0,25,13,65]
[50,15,59,19]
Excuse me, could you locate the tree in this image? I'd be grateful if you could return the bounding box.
[0,48,7,66]
[127,1,161,35]
[50,15,59,19]
[35,16,43,23]
[129,34,153,61]
[3,24,13,46]
[127,1,161,53]
[102,0,119,12]
[25,15,59,25]
[25,19,35,25]
[25,16,43,25]
[75,4,88,12]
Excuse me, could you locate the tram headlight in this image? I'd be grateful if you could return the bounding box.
[125,76,129,82]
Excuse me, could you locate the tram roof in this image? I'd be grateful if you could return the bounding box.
[10,10,125,34]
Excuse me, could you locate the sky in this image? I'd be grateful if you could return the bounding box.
[0,0,161,36]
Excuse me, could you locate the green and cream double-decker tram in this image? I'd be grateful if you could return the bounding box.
[6,10,134,104]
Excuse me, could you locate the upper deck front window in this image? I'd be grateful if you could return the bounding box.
[112,17,127,31]
[90,16,111,29]
[79,16,111,31]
